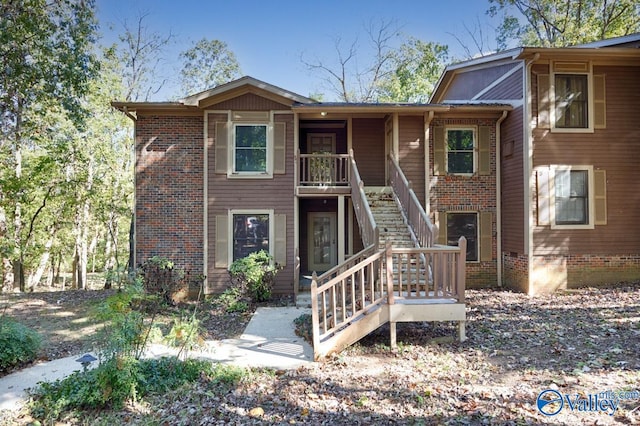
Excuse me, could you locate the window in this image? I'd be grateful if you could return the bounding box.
[446,212,478,261]
[549,166,595,229]
[233,124,268,173]
[446,128,475,174]
[555,74,588,128]
[232,212,270,261]
[554,169,588,225]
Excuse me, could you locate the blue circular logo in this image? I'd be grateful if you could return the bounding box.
[537,389,564,416]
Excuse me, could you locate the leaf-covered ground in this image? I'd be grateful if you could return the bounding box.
[2,282,639,425]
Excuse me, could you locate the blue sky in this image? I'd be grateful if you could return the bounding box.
[96,0,505,100]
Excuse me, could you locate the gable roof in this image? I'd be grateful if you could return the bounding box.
[112,76,315,113]
[181,76,315,107]
[431,33,640,103]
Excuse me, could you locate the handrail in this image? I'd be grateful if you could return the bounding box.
[311,238,467,359]
[297,150,351,186]
[350,149,379,248]
[388,155,437,247]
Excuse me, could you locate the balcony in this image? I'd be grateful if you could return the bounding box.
[295,151,351,195]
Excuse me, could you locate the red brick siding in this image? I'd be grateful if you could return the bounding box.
[429,118,498,287]
[135,115,204,284]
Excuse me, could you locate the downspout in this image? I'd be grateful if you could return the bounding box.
[495,110,508,287]
[524,53,539,295]
[203,111,209,294]
[123,106,138,272]
[424,110,435,216]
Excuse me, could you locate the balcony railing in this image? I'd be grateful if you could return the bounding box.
[296,151,350,187]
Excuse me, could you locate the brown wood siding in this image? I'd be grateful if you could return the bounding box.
[444,63,520,100]
[500,106,525,253]
[352,118,386,186]
[209,93,290,111]
[532,65,640,255]
[398,116,425,205]
[206,112,296,294]
[479,69,523,100]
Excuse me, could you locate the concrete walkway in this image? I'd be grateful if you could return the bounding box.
[0,306,312,411]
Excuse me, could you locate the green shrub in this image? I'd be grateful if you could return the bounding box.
[139,256,190,305]
[0,317,41,371]
[28,357,246,422]
[164,316,203,353]
[294,313,313,344]
[229,250,278,302]
[216,287,249,313]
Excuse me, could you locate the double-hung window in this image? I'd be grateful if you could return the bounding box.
[446,128,475,174]
[549,166,595,229]
[233,124,268,173]
[554,74,588,129]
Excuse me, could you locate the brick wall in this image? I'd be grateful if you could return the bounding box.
[135,114,204,287]
[429,118,498,287]
[502,252,529,292]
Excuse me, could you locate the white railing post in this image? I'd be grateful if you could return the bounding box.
[310,271,320,359]
[457,237,467,303]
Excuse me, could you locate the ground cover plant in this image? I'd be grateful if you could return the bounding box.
[0,281,638,425]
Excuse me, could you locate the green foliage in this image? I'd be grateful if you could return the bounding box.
[28,356,232,422]
[164,316,203,353]
[293,313,313,344]
[95,280,150,359]
[229,250,278,302]
[0,317,42,370]
[378,38,449,103]
[139,256,191,305]
[179,38,242,96]
[216,287,249,313]
[488,0,640,49]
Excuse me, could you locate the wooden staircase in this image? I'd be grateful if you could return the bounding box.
[365,187,415,249]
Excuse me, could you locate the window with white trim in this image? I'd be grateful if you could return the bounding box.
[231,211,272,261]
[554,74,588,129]
[550,165,595,229]
[446,128,476,174]
[233,124,269,173]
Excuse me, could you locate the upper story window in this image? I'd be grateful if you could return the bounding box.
[234,124,268,173]
[536,61,606,133]
[446,128,475,174]
[554,74,588,129]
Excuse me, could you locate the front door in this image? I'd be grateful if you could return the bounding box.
[308,212,337,272]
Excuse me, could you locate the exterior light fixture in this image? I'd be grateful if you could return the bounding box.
[320,111,327,116]
[76,353,97,372]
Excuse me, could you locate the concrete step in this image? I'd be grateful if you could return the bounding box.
[296,291,311,308]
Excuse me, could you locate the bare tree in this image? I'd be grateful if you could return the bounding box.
[301,19,401,102]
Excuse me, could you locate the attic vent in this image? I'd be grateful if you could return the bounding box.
[553,61,588,73]
[232,111,269,122]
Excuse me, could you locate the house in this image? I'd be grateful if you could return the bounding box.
[112,32,640,303]
[113,77,509,297]
[431,32,640,294]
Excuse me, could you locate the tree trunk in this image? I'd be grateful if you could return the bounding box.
[0,207,12,292]
[27,235,54,290]
[127,213,134,272]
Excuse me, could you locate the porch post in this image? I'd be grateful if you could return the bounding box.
[338,195,345,264]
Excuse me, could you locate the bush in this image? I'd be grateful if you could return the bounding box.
[28,357,246,422]
[216,287,249,313]
[139,256,191,305]
[229,250,278,302]
[0,317,41,371]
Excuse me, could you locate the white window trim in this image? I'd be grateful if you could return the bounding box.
[445,126,477,176]
[228,209,275,262]
[550,165,595,230]
[446,211,479,263]
[230,121,273,178]
[550,62,594,133]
